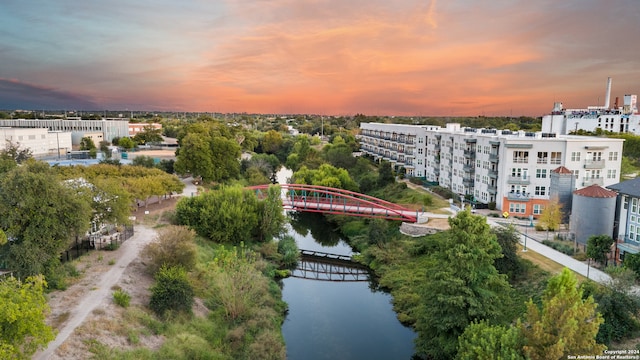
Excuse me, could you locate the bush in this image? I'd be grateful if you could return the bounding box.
[277,235,299,268]
[113,289,131,307]
[103,242,119,251]
[542,240,575,255]
[488,202,496,210]
[145,225,198,274]
[149,265,194,317]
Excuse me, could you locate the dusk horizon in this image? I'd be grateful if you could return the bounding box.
[2,1,639,117]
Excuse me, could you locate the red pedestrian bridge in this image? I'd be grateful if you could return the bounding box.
[246,184,419,223]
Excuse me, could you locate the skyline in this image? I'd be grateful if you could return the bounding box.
[1,1,639,116]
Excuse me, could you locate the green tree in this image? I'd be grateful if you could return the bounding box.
[255,185,285,242]
[118,137,135,150]
[623,252,640,278]
[581,268,640,345]
[0,275,55,359]
[456,321,524,360]
[262,130,284,154]
[519,268,605,360]
[174,132,214,181]
[538,197,563,231]
[586,235,614,266]
[144,226,198,274]
[292,163,358,191]
[492,225,525,279]
[415,210,512,359]
[132,155,157,168]
[0,162,92,279]
[149,265,194,317]
[0,140,32,165]
[132,125,163,145]
[79,137,97,151]
[176,186,260,244]
[377,160,395,187]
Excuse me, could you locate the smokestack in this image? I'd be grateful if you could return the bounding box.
[604,77,612,109]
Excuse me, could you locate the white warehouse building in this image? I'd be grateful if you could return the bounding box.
[359,122,624,217]
[0,127,72,158]
[542,77,640,135]
[0,119,129,143]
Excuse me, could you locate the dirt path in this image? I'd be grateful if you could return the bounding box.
[35,225,157,360]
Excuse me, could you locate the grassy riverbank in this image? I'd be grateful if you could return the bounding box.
[83,238,287,360]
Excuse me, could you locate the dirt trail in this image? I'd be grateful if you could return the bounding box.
[35,225,157,360]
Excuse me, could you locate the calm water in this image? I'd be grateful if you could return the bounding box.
[281,213,416,360]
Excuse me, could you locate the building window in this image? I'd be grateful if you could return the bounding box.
[609,151,618,161]
[536,169,547,178]
[533,204,544,215]
[509,203,526,214]
[535,186,546,196]
[550,152,562,165]
[571,170,579,180]
[571,152,581,161]
[624,196,629,209]
[632,198,638,214]
[607,169,617,179]
[513,151,529,163]
[476,159,481,168]
[537,152,548,164]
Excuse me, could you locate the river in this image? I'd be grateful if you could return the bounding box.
[276,168,416,360]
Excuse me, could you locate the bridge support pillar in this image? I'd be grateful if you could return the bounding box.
[416,213,429,224]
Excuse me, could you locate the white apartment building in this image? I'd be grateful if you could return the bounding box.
[359,122,624,217]
[0,127,72,158]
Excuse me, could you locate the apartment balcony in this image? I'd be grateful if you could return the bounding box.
[463,163,475,173]
[507,176,531,185]
[582,177,604,186]
[463,178,475,187]
[507,191,531,201]
[489,153,499,163]
[434,144,441,150]
[488,169,498,179]
[463,149,476,159]
[584,159,605,169]
[488,185,497,195]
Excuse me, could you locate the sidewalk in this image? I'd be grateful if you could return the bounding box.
[484,218,611,284]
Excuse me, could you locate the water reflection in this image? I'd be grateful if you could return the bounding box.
[282,210,416,360]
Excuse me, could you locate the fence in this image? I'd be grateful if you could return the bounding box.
[60,224,135,263]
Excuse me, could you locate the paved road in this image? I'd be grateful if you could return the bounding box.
[35,225,157,360]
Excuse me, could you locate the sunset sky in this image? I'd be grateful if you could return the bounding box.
[1,0,639,116]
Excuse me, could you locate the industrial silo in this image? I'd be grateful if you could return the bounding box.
[569,185,617,245]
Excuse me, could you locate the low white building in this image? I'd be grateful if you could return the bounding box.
[359,122,624,217]
[0,127,72,158]
[542,77,640,135]
[0,118,129,143]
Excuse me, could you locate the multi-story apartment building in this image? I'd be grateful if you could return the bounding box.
[359,122,624,217]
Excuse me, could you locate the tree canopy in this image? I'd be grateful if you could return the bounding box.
[174,122,242,183]
[0,161,92,279]
[414,210,512,359]
[519,268,605,359]
[586,235,614,266]
[176,186,282,244]
[0,275,55,359]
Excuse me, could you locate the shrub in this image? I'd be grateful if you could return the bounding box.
[149,265,194,317]
[145,225,198,274]
[542,240,574,255]
[113,289,131,308]
[104,242,119,251]
[488,202,496,210]
[277,235,299,268]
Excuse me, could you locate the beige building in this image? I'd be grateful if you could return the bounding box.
[0,127,72,158]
